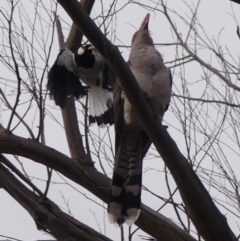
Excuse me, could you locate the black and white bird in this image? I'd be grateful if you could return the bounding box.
[108,14,172,225]
[47,44,115,126]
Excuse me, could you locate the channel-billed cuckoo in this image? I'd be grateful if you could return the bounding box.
[108,13,172,225]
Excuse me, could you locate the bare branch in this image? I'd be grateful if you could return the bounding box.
[161,1,240,93]
[55,1,236,240]
[0,160,113,241]
[0,125,197,241]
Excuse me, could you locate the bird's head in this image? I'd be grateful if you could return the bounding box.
[74,44,95,68]
[77,44,93,56]
[131,13,154,48]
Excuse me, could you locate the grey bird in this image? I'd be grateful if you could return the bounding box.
[108,13,172,226]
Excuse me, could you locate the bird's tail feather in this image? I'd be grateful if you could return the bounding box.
[88,86,114,126]
[108,130,143,226]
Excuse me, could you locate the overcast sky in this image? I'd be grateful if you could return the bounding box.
[1,0,240,240]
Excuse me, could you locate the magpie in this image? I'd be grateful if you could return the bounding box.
[47,44,115,126]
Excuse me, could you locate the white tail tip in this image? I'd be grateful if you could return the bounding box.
[107,202,122,224]
[125,208,141,226]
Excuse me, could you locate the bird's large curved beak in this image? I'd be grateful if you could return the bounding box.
[139,13,150,31]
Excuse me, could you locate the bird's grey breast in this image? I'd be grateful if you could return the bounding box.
[129,46,171,117]
[129,47,164,92]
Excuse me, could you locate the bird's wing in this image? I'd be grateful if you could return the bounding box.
[164,68,173,112]
[88,60,115,126]
[74,45,115,126]
[47,48,87,108]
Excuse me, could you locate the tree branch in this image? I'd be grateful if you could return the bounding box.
[0,159,113,241]
[65,0,95,51]
[55,0,236,240]
[230,0,240,5]
[0,125,197,241]
[161,1,240,93]
[57,0,95,164]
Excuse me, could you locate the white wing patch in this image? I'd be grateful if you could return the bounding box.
[77,47,85,55]
[56,49,74,72]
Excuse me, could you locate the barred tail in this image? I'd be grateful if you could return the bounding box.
[108,131,142,226]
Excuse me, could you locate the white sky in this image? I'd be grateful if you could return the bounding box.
[1,0,240,240]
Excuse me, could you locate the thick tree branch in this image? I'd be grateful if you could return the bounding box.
[0,125,109,202]
[0,160,113,241]
[0,154,42,196]
[55,1,236,240]
[65,0,95,51]
[56,0,95,163]
[0,126,197,241]
[230,0,240,4]
[61,96,91,163]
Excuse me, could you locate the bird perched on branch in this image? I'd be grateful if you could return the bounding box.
[47,44,115,126]
[108,13,172,226]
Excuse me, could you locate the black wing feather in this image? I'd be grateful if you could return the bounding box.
[47,50,87,108]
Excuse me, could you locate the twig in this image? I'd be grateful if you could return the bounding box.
[39,167,52,202]
[236,26,240,39]
[0,88,35,138]
[3,2,23,132]
[161,0,240,92]
[0,154,42,196]
[172,93,240,108]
